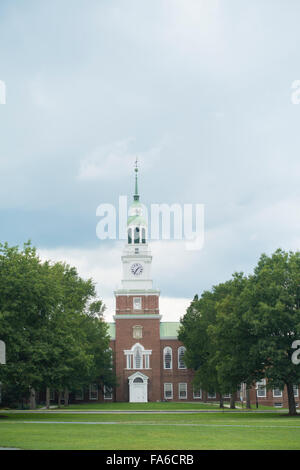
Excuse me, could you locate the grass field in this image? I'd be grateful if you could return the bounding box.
[0,404,299,450]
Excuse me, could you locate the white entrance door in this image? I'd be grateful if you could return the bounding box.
[129,377,148,403]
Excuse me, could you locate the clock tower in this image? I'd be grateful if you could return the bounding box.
[114,161,161,402]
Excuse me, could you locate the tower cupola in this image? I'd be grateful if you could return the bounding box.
[127,159,147,245]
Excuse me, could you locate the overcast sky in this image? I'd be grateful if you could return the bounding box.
[1,0,300,322]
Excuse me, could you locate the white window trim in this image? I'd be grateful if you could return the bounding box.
[274,402,283,408]
[256,380,267,398]
[164,383,173,400]
[179,383,187,400]
[193,388,202,399]
[133,325,143,339]
[293,385,299,398]
[124,343,152,370]
[272,388,283,398]
[207,391,216,399]
[133,297,142,310]
[104,385,113,400]
[163,347,173,370]
[89,384,98,400]
[178,347,187,369]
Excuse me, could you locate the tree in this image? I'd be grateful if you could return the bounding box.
[243,249,300,416]
[179,249,300,416]
[208,273,264,409]
[0,242,61,406]
[0,241,115,408]
[178,284,238,408]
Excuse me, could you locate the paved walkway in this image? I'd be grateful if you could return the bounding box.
[0,409,290,414]
[0,447,20,450]
[5,422,300,428]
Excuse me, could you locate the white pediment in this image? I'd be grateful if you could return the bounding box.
[128,371,149,383]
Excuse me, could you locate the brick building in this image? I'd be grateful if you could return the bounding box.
[106,163,196,403]
[74,165,299,407]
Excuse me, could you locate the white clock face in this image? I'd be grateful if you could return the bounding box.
[131,263,143,276]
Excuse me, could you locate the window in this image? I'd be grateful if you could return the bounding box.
[256,380,266,398]
[89,384,98,400]
[128,228,132,244]
[133,325,143,339]
[134,227,140,244]
[164,383,173,399]
[178,347,186,369]
[104,386,113,400]
[49,389,55,401]
[223,393,231,398]
[133,377,143,383]
[293,385,299,397]
[273,388,282,398]
[144,354,150,369]
[274,403,283,408]
[75,389,84,400]
[135,248,139,254]
[126,354,132,369]
[134,345,142,369]
[108,347,113,370]
[142,228,146,244]
[207,391,216,399]
[133,297,142,310]
[179,383,187,399]
[124,343,151,370]
[178,346,186,369]
[164,347,172,370]
[193,388,202,399]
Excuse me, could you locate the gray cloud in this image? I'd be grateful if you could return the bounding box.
[0,0,299,314]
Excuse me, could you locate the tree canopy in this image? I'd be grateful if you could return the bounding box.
[0,241,115,407]
[179,249,300,415]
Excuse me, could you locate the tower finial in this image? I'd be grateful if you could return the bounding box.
[134,157,139,201]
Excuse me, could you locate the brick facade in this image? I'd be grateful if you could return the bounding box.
[69,170,300,408]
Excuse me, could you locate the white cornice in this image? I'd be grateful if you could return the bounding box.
[114,314,162,320]
[114,289,160,296]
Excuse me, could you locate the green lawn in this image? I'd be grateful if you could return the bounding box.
[0,409,299,450]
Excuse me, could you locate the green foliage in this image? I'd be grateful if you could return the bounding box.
[0,241,115,405]
[179,248,300,415]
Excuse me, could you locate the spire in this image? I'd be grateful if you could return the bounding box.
[134,157,139,201]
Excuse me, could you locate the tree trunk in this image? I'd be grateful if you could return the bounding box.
[246,388,251,409]
[230,393,236,409]
[46,387,50,409]
[64,388,69,407]
[219,394,224,408]
[286,383,297,416]
[58,391,62,408]
[29,388,36,410]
